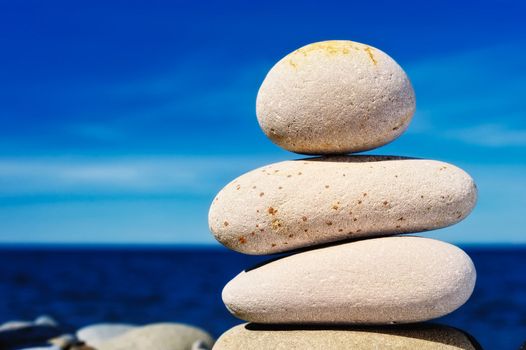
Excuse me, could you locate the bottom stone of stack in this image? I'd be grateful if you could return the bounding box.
[213,323,482,350]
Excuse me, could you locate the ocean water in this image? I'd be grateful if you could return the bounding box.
[0,246,524,349]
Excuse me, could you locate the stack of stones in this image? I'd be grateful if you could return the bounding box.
[210,41,480,349]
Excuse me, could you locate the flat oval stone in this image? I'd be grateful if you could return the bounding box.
[209,156,477,255]
[214,323,481,350]
[222,237,476,324]
[97,323,214,350]
[76,324,136,347]
[256,40,415,154]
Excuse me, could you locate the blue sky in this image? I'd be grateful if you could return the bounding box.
[0,0,524,244]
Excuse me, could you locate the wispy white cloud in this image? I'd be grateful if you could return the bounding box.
[405,41,526,148]
[0,155,281,197]
[444,123,526,147]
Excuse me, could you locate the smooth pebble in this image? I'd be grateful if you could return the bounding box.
[256,40,415,154]
[213,323,481,350]
[222,237,476,324]
[97,323,214,350]
[76,324,136,347]
[209,156,477,254]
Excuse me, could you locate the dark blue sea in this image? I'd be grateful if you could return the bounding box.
[0,246,524,349]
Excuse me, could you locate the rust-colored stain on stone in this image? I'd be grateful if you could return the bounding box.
[271,218,283,230]
[364,46,377,65]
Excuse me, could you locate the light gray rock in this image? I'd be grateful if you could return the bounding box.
[222,236,476,324]
[96,323,214,350]
[76,324,136,347]
[213,323,480,350]
[34,316,58,327]
[0,320,32,331]
[209,156,477,254]
[256,40,415,155]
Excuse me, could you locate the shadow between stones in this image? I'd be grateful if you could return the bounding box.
[295,155,416,163]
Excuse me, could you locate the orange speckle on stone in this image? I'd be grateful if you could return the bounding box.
[239,237,247,244]
[271,218,283,230]
[358,200,362,204]
[363,193,367,197]
[271,243,276,247]
[364,46,377,65]
[353,218,358,222]
[288,234,294,238]
[326,221,333,226]
[356,229,362,233]
[251,231,256,236]
[302,216,308,222]
[332,204,339,210]
[383,201,388,206]
[259,192,265,197]
[223,221,229,227]
[268,207,277,215]
[304,229,308,232]
[338,229,343,232]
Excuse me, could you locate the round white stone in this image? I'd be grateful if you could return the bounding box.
[96,323,214,350]
[222,237,476,324]
[256,40,415,154]
[76,324,136,347]
[209,156,477,255]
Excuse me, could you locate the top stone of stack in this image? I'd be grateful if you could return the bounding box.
[256,40,415,155]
